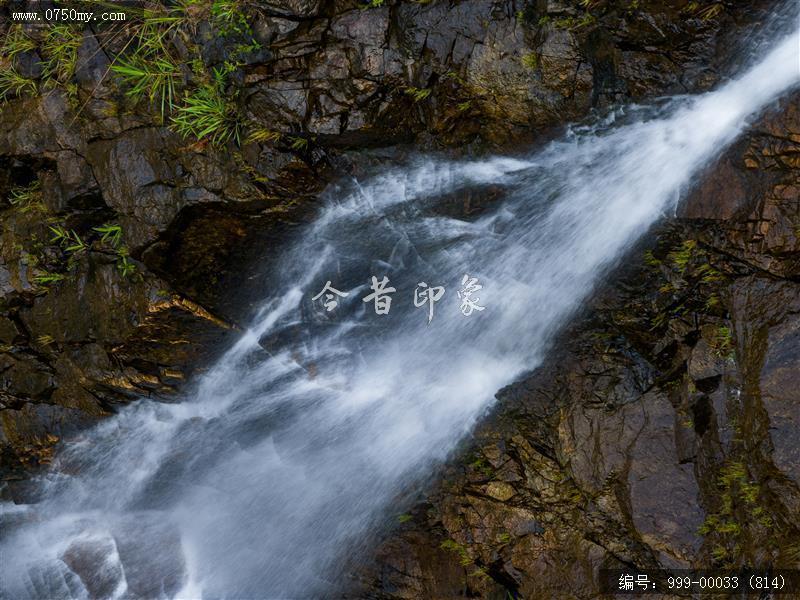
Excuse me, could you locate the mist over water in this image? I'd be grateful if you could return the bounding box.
[2,21,798,600]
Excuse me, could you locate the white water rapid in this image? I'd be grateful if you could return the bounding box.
[2,18,799,600]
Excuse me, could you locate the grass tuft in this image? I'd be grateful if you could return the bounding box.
[246,127,282,144]
[112,53,180,121]
[33,271,67,286]
[171,67,241,146]
[41,25,83,86]
[8,180,44,212]
[2,25,37,59]
[0,67,37,101]
[404,86,432,102]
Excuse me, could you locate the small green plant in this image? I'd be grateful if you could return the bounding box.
[33,271,67,286]
[94,223,136,278]
[440,539,472,566]
[364,0,385,7]
[171,67,241,145]
[467,456,494,477]
[711,545,728,562]
[521,52,538,70]
[442,70,466,85]
[49,225,87,253]
[0,67,37,101]
[116,252,136,278]
[211,0,250,34]
[396,513,412,523]
[697,262,724,284]
[668,239,697,271]
[8,180,44,212]
[288,135,309,151]
[112,54,180,120]
[711,325,733,357]
[40,25,83,85]
[247,128,282,144]
[698,458,773,566]
[696,3,723,20]
[1,25,37,59]
[705,293,721,311]
[456,100,472,112]
[404,86,432,102]
[554,12,596,30]
[643,249,661,267]
[93,223,123,247]
[469,566,490,581]
[37,334,55,346]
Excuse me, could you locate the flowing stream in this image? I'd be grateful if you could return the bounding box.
[2,19,799,600]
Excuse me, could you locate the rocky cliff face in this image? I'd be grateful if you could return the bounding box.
[1,0,797,595]
[344,93,800,598]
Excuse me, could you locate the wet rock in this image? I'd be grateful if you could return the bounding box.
[628,391,704,565]
[112,515,187,598]
[85,129,183,248]
[62,536,125,600]
[760,313,800,486]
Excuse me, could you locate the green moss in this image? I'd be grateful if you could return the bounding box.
[711,325,733,357]
[698,458,777,565]
[667,239,697,271]
[440,539,473,566]
[467,456,494,477]
[469,566,490,581]
[705,293,721,311]
[643,249,661,267]
[521,52,538,70]
[697,262,724,284]
[553,12,596,30]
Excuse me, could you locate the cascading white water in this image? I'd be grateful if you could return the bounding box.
[2,21,798,600]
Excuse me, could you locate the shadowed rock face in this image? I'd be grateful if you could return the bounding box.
[346,95,800,597]
[0,0,797,595]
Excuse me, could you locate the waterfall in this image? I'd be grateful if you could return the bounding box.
[2,22,798,600]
